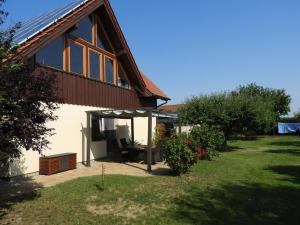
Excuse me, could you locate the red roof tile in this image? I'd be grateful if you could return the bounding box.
[140,72,170,100]
[159,104,183,112]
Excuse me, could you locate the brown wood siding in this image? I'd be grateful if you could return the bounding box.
[33,66,145,109]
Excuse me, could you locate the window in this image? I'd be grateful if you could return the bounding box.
[69,16,93,43]
[69,41,84,75]
[89,50,100,80]
[36,37,64,69]
[97,19,113,53]
[105,57,115,84]
[117,63,130,89]
[92,114,105,141]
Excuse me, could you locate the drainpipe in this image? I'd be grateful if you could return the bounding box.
[156,99,169,109]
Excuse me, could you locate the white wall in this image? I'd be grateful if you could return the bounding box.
[10,104,157,176]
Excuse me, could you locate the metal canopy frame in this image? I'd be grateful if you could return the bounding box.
[85,109,177,172]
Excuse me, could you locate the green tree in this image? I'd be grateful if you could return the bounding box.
[293,110,300,122]
[179,83,291,137]
[0,0,59,166]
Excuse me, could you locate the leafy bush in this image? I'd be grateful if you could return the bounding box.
[190,125,226,159]
[179,83,291,137]
[162,134,195,175]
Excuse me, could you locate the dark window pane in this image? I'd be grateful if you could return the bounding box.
[118,78,129,89]
[36,36,64,69]
[105,57,114,84]
[69,16,93,43]
[70,42,84,75]
[89,51,100,80]
[92,115,105,141]
[97,20,113,52]
[118,64,129,88]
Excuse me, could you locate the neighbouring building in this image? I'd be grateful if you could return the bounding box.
[5,0,171,177]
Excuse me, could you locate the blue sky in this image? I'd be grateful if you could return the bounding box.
[4,0,300,114]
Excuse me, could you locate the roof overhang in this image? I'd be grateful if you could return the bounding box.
[86,109,178,119]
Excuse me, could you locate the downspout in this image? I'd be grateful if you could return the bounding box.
[156,99,169,109]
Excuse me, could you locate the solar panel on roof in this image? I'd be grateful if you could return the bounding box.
[13,0,88,45]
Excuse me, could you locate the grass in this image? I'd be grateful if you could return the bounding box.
[1,135,300,225]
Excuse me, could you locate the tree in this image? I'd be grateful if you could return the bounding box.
[0,0,59,164]
[293,110,300,122]
[179,83,291,137]
[235,83,291,119]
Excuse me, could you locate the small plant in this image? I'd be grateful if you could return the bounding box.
[162,134,195,175]
[101,164,106,191]
[190,124,226,160]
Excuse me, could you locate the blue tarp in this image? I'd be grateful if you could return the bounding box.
[278,123,300,134]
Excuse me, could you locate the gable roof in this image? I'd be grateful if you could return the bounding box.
[140,72,170,100]
[13,0,169,101]
[13,0,88,45]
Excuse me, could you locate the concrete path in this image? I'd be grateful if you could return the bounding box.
[0,161,171,202]
[36,161,171,187]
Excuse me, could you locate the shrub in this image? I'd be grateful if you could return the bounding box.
[162,134,195,175]
[190,124,226,159]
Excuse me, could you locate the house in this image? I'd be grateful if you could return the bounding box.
[6,0,171,177]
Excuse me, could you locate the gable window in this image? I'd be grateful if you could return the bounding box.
[36,13,125,87]
[69,41,85,75]
[105,57,115,84]
[69,15,93,43]
[117,63,130,89]
[36,36,64,70]
[89,50,101,80]
[96,18,113,53]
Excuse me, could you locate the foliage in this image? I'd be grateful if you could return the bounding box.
[179,83,291,137]
[162,134,195,175]
[190,124,226,159]
[293,109,300,122]
[0,1,59,162]
[153,123,166,145]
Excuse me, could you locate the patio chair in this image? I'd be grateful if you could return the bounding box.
[119,138,139,162]
[119,138,131,162]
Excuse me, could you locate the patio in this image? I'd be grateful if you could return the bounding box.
[0,161,171,202]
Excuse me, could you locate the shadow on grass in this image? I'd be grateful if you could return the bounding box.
[266,165,300,185]
[0,177,42,221]
[268,140,300,148]
[171,182,300,225]
[265,149,300,156]
[221,145,244,152]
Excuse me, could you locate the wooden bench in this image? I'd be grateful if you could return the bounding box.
[39,153,77,175]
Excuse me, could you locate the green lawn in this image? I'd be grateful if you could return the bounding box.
[1,136,300,225]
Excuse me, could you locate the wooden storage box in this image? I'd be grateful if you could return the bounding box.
[39,153,77,175]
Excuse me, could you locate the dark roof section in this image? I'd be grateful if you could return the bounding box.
[140,72,170,100]
[13,0,87,45]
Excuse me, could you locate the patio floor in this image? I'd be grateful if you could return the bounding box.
[0,161,171,202]
[37,161,171,187]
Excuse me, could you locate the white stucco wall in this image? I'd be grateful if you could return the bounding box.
[10,104,156,176]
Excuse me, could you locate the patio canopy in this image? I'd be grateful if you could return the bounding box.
[86,109,178,119]
[85,109,178,172]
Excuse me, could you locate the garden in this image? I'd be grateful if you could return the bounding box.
[1,135,299,225]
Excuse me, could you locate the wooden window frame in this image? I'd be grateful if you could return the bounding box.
[68,39,87,76]
[104,55,116,85]
[95,15,115,54]
[88,48,102,81]
[61,13,124,86]
[117,63,131,89]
